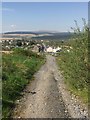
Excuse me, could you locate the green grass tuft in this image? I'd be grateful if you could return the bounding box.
[56,24,88,104]
[2,48,45,118]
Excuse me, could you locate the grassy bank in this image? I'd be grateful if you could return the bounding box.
[2,48,45,118]
[57,30,88,104]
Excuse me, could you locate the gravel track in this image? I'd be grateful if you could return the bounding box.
[13,55,88,119]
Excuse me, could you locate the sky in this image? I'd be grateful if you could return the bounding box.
[1,2,88,33]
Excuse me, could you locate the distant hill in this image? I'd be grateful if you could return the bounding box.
[3,31,73,41]
[4,31,72,35]
[4,31,38,35]
[32,32,73,41]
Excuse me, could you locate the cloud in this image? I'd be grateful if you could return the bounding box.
[11,24,16,28]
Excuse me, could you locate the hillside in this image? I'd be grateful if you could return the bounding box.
[2,48,45,118]
[56,30,88,104]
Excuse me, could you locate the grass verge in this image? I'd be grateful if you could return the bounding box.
[56,33,88,104]
[2,48,45,118]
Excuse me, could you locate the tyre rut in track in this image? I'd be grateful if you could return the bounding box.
[13,55,70,118]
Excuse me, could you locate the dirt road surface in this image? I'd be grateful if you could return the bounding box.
[13,55,88,118]
[13,55,70,118]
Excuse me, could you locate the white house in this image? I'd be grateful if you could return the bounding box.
[46,46,62,53]
[56,47,62,51]
[46,47,53,53]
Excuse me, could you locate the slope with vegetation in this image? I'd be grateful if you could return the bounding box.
[57,18,88,104]
[2,48,45,118]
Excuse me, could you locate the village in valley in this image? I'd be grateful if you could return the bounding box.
[0,33,73,55]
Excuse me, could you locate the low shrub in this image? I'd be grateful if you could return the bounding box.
[57,19,88,103]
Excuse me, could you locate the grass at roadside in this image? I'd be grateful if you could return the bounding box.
[56,32,88,104]
[2,48,45,118]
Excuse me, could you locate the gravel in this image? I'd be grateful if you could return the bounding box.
[13,55,88,119]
